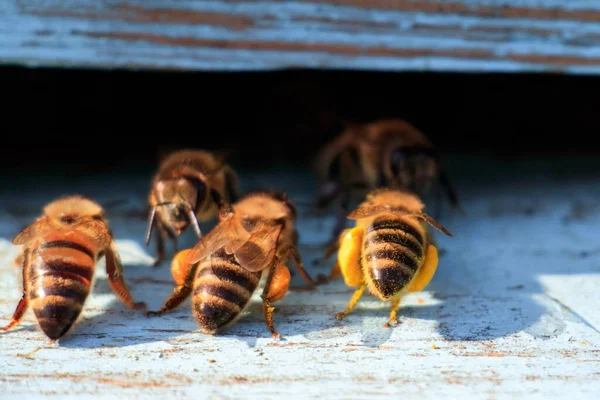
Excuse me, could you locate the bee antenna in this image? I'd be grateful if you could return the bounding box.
[145,202,172,246]
[145,206,157,246]
[183,202,202,239]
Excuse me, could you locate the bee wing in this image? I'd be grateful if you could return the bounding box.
[347,204,410,220]
[184,216,251,265]
[12,217,50,245]
[348,206,452,237]
[172,164,208,182]
[75,219,113,249]
[230,221,283,272]
[414,211,453,237]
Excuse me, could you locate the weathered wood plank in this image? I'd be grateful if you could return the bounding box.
[1,155,600,398]
[2,1,600,73]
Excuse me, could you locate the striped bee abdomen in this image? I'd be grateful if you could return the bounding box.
[192,249,261,333]
[364,216,426,300]
[28,237,96,340]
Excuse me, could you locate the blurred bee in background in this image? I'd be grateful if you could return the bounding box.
[314,118,459,254]
[148,191,315,339]
[146,149,240,266]
[2,195,146,341]
[320,188,452,327]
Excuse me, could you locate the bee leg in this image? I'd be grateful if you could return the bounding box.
[312,228,347,266]
[439,170,460,212]
[210,189,227,210]
[384,295,402,328]
[279,245,316,288]
[171,235,178,255]
[316,226,356,282]
[146,285,193,317]
[2,249,30,332]
[335,284,366,320]
[323,238,341,260]
[407,245,439,293]
[329,189,351,248]
[153,225,166,267]
[260,264,286,339]
[317,260,340,284]
[147,261,198,317]
[105,243,147,312]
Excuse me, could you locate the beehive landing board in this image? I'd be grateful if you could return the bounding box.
[3,0,600,74]
[1,154,599,399]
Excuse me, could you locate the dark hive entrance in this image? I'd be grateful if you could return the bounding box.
[1,66,599,181]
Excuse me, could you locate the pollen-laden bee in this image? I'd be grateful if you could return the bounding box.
[322,188,452,327]
[147,191,315,339]
[1,195,146,341]
[314,118,459,249]
[146,149,240,266]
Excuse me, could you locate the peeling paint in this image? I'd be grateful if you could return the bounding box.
[1,0,600,73]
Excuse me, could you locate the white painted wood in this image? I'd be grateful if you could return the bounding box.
[1,155,600,398]
[2,1,600,73]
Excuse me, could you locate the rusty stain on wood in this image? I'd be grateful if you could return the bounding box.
[71,30,496,60]
[306,0,600,22]
[0,373,193,388]
[26,6,254,31]
[71,30,600,69]
[2,0,600,73]
[507,53,600,66]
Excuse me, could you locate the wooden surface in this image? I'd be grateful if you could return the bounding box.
[2,1,600,73]
[1,155,600,399]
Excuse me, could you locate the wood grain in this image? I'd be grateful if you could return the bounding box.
[2,1,600,73]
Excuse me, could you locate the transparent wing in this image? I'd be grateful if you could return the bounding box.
[184,215,251,265]
[230,221,283,272]
[414,211,453,237]
[75,219,112,249]
[348,205,452,237]
[347,204,411,220]
[12,217,50,245]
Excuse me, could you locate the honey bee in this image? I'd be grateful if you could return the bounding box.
[147,191,315,339]
[314,118,459,247]
[1,195,146,341]
[145,149,240,266]
[322,188,452,327]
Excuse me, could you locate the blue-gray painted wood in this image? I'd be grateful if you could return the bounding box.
[2,1,600,73]
[1,154,600,398]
